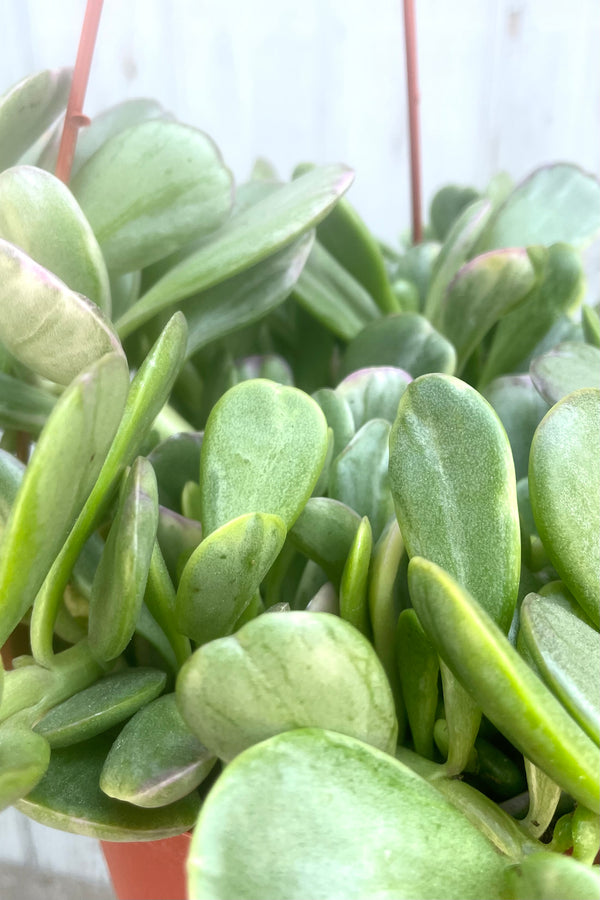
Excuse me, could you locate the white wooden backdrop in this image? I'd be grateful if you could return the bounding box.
[0,0,598,894]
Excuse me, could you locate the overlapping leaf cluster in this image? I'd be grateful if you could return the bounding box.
[0,69,599,899]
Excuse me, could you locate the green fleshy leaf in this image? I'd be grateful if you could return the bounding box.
[175,512,286,644]
[116,165,353,337]
[293,240,381,341]
[520,591,600,745]
[33,669,166,748]
[199,379,328,535]
[17,731,200,840]
[0,239,123,385]
[0,68,71,170]
[397,609,439,759]
[0,373,55,435]
[100,693,215,808]
[30,313,187,664]
[289,497,361,586]
[0,165,111,313]
[408,557,600,813]
[394,242,440,312]
[478,164,600,251]
[187,729,508,900]
[0,354,129,644]
[329,418,393,541]
[530,341,600,405]
[71,120,233,273]
[88,458,159,663]
[148,431,203,513]
[339,516,372,637]
[479,244,584,385]
[483,375,549,481]
[157,506,203,586]
[433,248,536,373]
[582,304,600,348]
[312,388,355,457]
[529,388,600,625]
[0,723,50,811]
[342,312,456,378]
[177,612,398,761]
[335,366,412,430]
[0,449,24,542]
[429,185,480,241]
[505,852,600,900]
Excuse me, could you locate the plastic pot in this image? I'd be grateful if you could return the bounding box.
[101,831,192,900]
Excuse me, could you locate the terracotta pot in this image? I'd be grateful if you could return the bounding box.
[101,832,192,900]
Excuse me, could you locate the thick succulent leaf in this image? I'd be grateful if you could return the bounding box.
[38,98,169,176]
[0,372,55,435]
[157,506,203,586]
[0,239,123,385]
[483,375,549,481]
[100,693,215,808]
[289,497,361,585]
[30,314,187,664]
[0,353,129,644]
[394,242,440,311]
[433,248,536,372]
[71,120,233,273]
[0,450,23,542]
[17,731,200,840]
[389,374,521,631]
[0,165,110,312]
[582,304,600,347]
[88,458,159,662]
[530,342,600,405]
[183,231,313,358]
[335,366,412,430]
[116,165,354,337]
[312,388,355,457]
[0,68,71,170]
[293,240,381,341]
[175,512,286,644]
[147,431,203,513]
[520,592,600,745]
[0,723,50,811]
[199,379,328,535]
[33,669,166,748]
[339,516,372,637]
[477,164,600,251]
[177,612,397,761]
[529,388,600,625]
[187,729,508,900]
[505,852,600,900]
[480,244,584,385]
[329,418,393,541]
[429,185,480,241]
[408,557,600,812]
[342,313,456,379]
[424,198,492,320]
[397,609,439,759]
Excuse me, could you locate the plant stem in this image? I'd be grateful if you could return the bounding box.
[402,0,423,244]
[55,0,104,184]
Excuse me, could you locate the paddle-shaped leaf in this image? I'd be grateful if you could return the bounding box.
[17,732,200,840]
[339,516,372,637]
[429,185,480,241]
[529,388,600,625]
[116,165,353,337]
[433,248,536,373]
[199,379,328,535]
[148,431,203,513]
[342,313,456,379]
[397,609,439,760]
[479,244,583,386]
[0,68,71,170]
[335,366,412,429]
[477,164,600,251]
[0,240,123,385]
[187,729,509,900]
[88,458,159,662]
[30,313,187,664]
[33,669,166,748]
[293,240,381,340]
[175,512,286,644]
[312,388,355,457]
[483,375,549,481]
[408,557,600,812]
[520,591,600,745]
[505,852,600,900]
[0,166,110,312]
[100,693,215,808]
[0,353,129,645]
[177,612,397,761]
[530,342,600,405]
[71,120,233,273]
[289,497,361,585]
